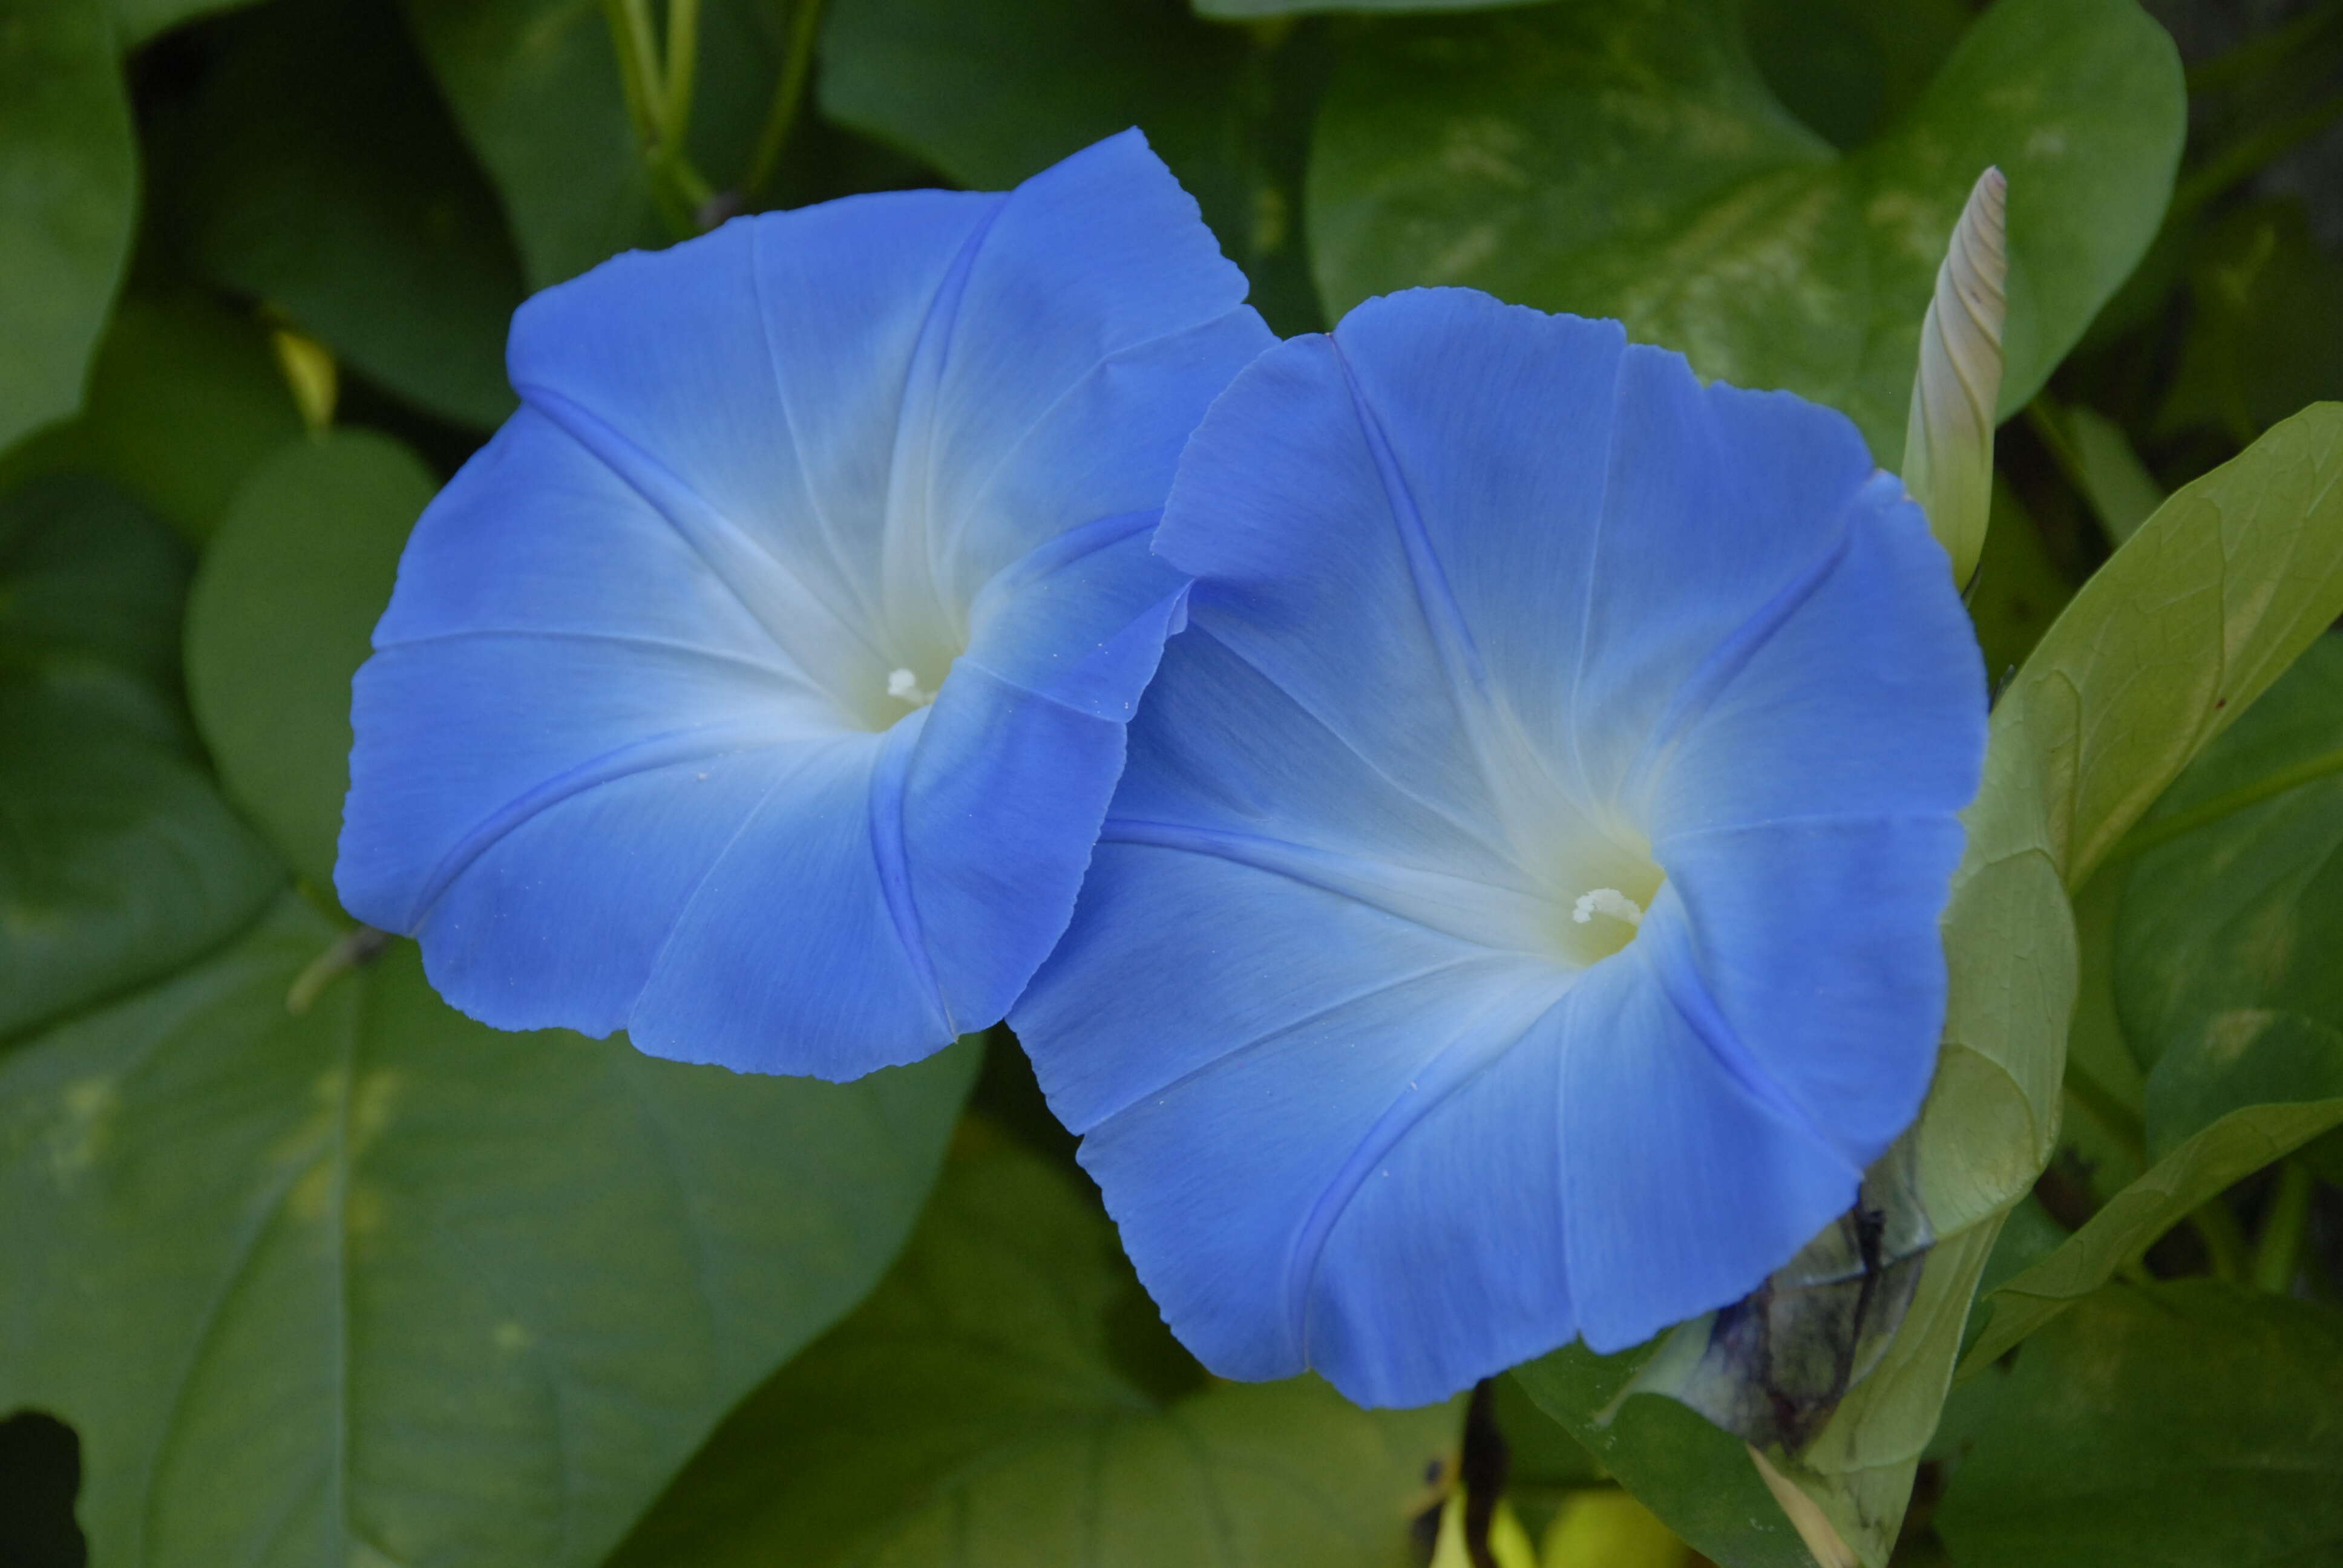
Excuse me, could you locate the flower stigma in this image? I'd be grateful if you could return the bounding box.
[885,667,937,707]
[1571,887,1645,928]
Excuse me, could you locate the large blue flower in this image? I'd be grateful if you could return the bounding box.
[1011,289,1988,1408]
[336,132,1272,1079]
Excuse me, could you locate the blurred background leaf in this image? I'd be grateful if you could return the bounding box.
[1192,0,1539,18]
[184,431,436,898]
[0,288,305,544]
[0,0,138,454]
[0,899,977,1567]
[1961,1093,2343,1369]
[1964,475,2079,681]
[0,475,280,1040]
[2118,632,2343,1178]
[112,0,260,50]
[2159,199,2343,448]
[1935,1282,2343,1567]
[1309,0,2185,461]
[614,1129,1461,1568]
[821,0,1329,332]
[160,0,525,429]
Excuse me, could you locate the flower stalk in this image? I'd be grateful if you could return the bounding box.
[601,0,717,238]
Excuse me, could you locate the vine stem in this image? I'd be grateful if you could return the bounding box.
[602,0,717,238]
[605,0,664,146]
[2187,0,2343,97]
[2168,87,2343,228]
[2065,1059,2147,1167]
[2194,1199,2254,1285]
[2253,1162,2317,1294]
[662,0,700,156]
[742,0,827,198]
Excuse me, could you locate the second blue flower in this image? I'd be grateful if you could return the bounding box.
[1014,287,1990,1408]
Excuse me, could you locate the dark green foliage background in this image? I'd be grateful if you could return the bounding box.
[5,0,2343,1563]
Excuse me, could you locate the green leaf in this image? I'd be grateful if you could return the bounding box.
[405,0,781,288]
[185,432,437,895]
[1307,0,2183,459]
[0,0,138,454]
[0,897,975,1567]
[1492,1373,1604,1506]
[611,1132,1461,1567]
[2115,635,2343,1157]
[0,288,306,544]
[1946,635,2343,1360]
[1513,1344,1817,1568]
[2158,199,2343,448]
[1,475,189,717]
[0,476,281,1039]
[1958,1097,2343,1373]
[1736,0,1966,154]
[821,0,1328,333]
[1193,0,1539,18]
[1935,1282,2343,1567]
[168,0,525,428]
[110,0,258,48]
[2057,866,2152,1210]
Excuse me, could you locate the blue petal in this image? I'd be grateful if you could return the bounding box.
[1657,815,1967,1168]
[1016,821,1559,1397]
[1558,920,1863,1354]
[339,132,1268,1078]
[1015,286,1985,1403]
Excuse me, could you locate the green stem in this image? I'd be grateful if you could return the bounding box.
[2102,743,2343,867]
[2187,0,2343,96]
[2021,395,2107,537]
[2253,1161,2318,1293]
[286,926,390,1014]
[601,0,718,237]
[2024,397,2084,486]
[603,0,664,149]
[669,157,715,210]
[2194,1198,2253,1285]
[661,0,701,157]
[742,0,827,198]
[2065,1059,2149,1168]
[2169,87,2343,227]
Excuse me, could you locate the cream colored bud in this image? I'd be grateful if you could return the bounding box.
[1902,167,2009,587]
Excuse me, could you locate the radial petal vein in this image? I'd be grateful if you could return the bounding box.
[1099,818,1553,949]
[520,382,890,670]
[404,719,806,929]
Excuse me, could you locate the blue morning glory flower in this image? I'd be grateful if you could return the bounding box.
[1010,288,1989,1408]
[336,132,1272,1079]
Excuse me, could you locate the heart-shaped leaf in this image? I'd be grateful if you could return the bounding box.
[1308,0,2183,460]
[613,1131,1461,1567]
[0,898,975,1567]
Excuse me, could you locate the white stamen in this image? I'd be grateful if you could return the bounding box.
[1571,887,1645,927]
[885,668,934,706]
